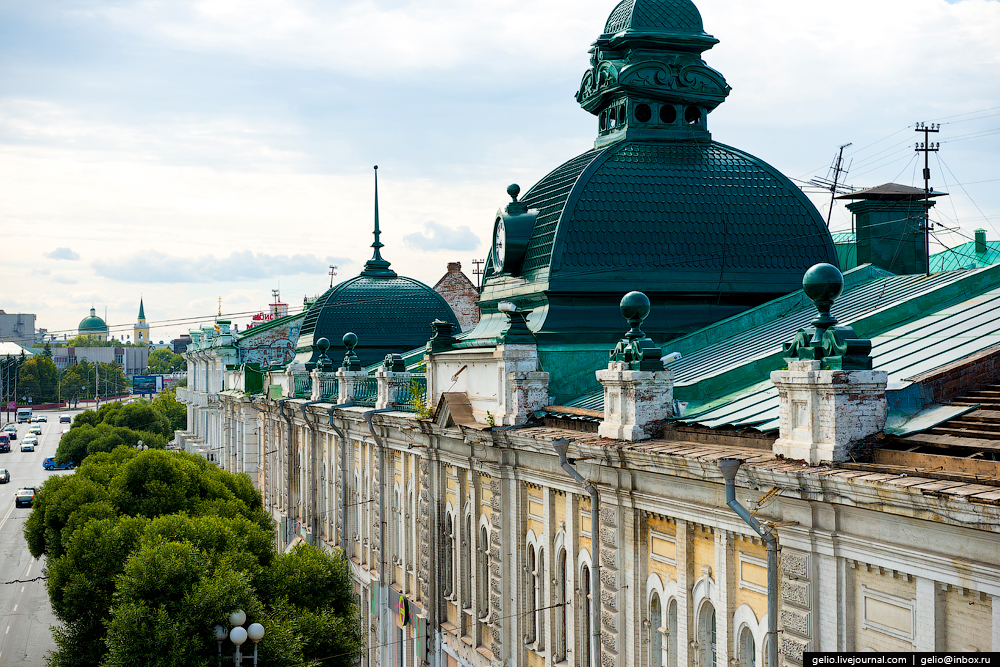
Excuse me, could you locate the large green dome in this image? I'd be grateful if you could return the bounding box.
[294,274,460,370]
[604,0,704,35]
[78,307,108,334]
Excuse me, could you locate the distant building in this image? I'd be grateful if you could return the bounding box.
[0,311,37,346]
[171,334,192,354]
[433,262,480,331]
[51,346,148,376]
[134,299,149,345]
[78,307,109,341]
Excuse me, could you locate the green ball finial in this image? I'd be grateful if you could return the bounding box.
[802,263,843,328]
[620,291,651,339]
[343,332,358,350]
[507,184,520,202]
[317,337,330,353]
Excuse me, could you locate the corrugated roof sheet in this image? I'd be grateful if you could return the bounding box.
[930,240,1000,272]
[558,264,1000,432]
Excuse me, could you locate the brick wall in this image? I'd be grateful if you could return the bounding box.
[944,587,992,652]
[433,262,481,332]
[906,343,1000,402]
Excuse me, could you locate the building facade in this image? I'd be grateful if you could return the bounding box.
[177,1,1000,665]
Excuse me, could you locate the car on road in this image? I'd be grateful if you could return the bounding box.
[15,489,33,507]
[0,434,9,453]
[28,425,42,435]
[43,457,74,470]
[2,425,16,439]
[20,441,34,452]
[22,434,38,446]
[29,416,38,423]
[0,469,9,483]
[37,415,47,423]
[59,415,71,424]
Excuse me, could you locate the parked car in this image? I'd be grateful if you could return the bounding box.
[0,469,9,483]
[0,434,9,453]
[20,441,34,452]
[15,489,33,507]
[59,415,71,424]
[2,425,16,439]
[43,457,75,470]
[28,425,42,435]
[37,415,47,423]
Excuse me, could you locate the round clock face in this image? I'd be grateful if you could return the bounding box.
[493,218,506,271]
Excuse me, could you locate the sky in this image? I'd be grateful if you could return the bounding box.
[1,0,999,344]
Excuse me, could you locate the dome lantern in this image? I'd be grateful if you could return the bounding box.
[577,0,731,148]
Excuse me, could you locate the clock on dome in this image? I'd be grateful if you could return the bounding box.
[489,184,537,276]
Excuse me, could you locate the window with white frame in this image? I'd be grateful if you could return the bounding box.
[738,626,755,667]
[444,513,456,599]
[526,545,537,644]
[698,602,717,667]
[554,548,567,662]
[580,564,591,667]
[667,599,678,667]
[478,524,490,620]
[462,513,473,611]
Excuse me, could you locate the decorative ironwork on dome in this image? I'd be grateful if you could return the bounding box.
[578,0,730,148]
[360,165,397,278]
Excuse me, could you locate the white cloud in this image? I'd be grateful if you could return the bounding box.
[92,250,352,283]
[44,247,80,260]
[403,221,481,252]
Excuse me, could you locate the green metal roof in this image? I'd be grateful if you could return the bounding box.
[78,308,107,332]
[604,0,704,35]
[137,299,146,321]
[557,263,1000,430]
[929,240,1000,272]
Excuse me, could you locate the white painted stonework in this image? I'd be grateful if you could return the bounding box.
[336,369,373,404]
[494,344,549,425]
[375,369,411,410]
[771,360,888,464]
[596,361,674,441]
[310,370,337,401]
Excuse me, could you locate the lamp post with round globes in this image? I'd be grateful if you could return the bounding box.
[217,609,264,666]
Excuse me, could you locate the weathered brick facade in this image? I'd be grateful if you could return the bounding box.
[433,263,480,332]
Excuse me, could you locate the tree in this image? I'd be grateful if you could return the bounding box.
[151,388,187,431]
[17,355,59,403]
[43,342,53,358]
[25,448,363,667]
[148,349,187,374]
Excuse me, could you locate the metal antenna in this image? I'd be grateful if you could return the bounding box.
[825,143,852,227]
[329,265,338,288]
[915,122,941,277]
[471,259,486,290]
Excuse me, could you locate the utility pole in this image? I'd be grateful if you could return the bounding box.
[915,122,941,277]
[826,143,852,227]
[328,265,338,288]
[471,259,485,290]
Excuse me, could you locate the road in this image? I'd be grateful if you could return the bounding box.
[0,408,81,666]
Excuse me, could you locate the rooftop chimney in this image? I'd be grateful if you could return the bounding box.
[447,262,461,272]
[975,229,987,254]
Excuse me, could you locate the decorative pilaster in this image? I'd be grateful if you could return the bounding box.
[771,264,887,464]
[597,292,673,441]
[599,504,621,667]
[489,476,505,667]
[780,549,813,665]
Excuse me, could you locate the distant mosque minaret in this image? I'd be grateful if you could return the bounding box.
[134,298,149,345]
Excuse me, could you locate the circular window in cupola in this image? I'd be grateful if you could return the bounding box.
[660,104,677,124]
[634,104,652,123]
[685,105,702,125]
[618,105,626,125]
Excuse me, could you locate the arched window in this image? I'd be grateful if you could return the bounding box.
[444,514,454,598]
[478,525,490,619]
[650,593,663,667]
[699,602,717,667]
[462,514,473,609]
[555,549,567,661]
[535,547,545,646]
[581,564,591,667]
[526,546,537,644]
[762,634,773,667]
[667,599,678,667]
[407,487,415,573]
[738,626,756,667]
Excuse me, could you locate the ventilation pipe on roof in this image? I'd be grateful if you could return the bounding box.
[552,438,600,667]
[976,229,987,254]
[719,459,777,667]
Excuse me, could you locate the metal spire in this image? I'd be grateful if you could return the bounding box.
[361,164,396,277]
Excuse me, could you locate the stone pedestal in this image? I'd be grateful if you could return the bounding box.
[310,370,338,401]
[336,369,371,404]
[771,360,888,465]
[596,361,674,441]
[376,370,411,410]
[494,344,549,425]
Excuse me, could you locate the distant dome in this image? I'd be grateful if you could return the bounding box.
[79,307,108,334]
[604,0,704,35]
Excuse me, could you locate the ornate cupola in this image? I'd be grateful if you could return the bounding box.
[577,0,731,148]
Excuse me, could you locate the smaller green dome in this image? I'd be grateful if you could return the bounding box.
[79,307,108,333]
[604,0,705,35]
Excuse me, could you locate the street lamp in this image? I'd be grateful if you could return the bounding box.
[217,609,264,666]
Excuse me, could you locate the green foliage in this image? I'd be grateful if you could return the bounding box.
[411,379,433,419]
[486,410,496,427]
[148,348,187,374]
[150,388,187,431]
[25,446,363,667]
[17,354,59,403]
[55,423,167,465]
